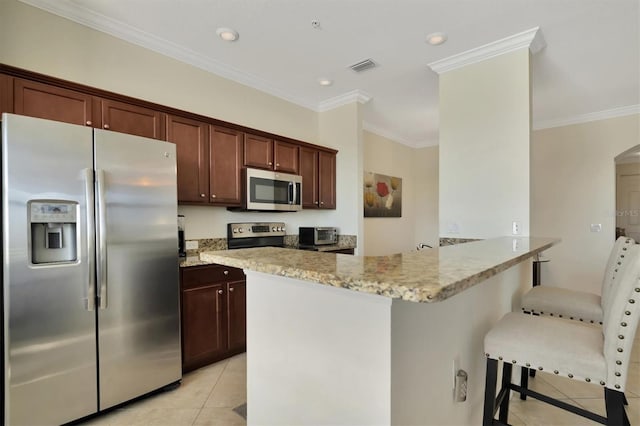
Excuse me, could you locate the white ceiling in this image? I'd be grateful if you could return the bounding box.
[22,0,640,147]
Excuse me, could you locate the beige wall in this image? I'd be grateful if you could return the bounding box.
[413,146,439,248]
[363,131,415,255]
[439,49,531,238]
[362,132,439,255]
[0,0,367,242]
[531,114,640,294]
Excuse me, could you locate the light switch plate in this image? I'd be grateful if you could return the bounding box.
[186,240,198,250]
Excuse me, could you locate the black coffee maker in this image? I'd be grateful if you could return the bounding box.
[178,215,186,257]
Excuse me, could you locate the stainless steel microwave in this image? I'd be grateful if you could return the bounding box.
[241,168,302,212]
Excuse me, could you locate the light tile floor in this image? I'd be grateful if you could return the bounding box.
[84,334,639,426]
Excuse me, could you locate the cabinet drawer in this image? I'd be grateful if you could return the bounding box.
[182,264,245,288]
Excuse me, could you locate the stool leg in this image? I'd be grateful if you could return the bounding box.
[483,358,498,426]
[604,388,626,426]
[520,366,529,400]
[499,363,512,424]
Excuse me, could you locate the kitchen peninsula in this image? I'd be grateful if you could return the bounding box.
[200,237,558,425]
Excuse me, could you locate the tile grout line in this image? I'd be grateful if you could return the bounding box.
[191,359,232,426]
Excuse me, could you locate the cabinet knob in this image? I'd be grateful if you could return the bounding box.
[315,201,319,205]
[229,287,234,292]
[218,289,223,294]
[223,270,229,275]
[200,193,206,198]
[268,162,273,166]
[320,201,324,205]
[103,124,110,130]
[86,120,92,126]
[276,163,280,167]
[211,194,216,198]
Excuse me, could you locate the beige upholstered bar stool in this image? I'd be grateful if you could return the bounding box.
[521,236,635,324]
[482,243,640,426]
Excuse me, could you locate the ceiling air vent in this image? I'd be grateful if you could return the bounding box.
[349,58,377,73]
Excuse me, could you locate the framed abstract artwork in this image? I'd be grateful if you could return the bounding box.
[364,171,402,217]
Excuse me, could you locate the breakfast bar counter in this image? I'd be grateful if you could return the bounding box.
[200,237,559,425]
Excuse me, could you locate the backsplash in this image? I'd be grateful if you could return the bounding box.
[185,234,357,257]
[439,238,482,247]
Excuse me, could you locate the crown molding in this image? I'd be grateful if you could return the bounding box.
[428,27,545,74]
[362,122,438,148]
[18,0,318,111]
[317,90,372,112]
[533,104,640,130]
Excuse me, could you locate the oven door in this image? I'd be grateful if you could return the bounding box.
[245,168,302,211]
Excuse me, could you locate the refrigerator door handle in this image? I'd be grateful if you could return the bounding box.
[96,169,108,309]
[84,168,96,311]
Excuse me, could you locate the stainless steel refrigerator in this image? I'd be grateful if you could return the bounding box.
[1,113,182,425]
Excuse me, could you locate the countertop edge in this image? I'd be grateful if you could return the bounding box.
[199,237,560,303]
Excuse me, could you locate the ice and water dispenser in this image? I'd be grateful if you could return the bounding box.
[29,200,78,264]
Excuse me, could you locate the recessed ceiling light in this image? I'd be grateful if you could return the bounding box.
[426,32,447,46]
[216,27,239,42]
[318,78,333,86]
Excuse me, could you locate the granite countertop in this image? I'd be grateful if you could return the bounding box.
[199,237,559,303]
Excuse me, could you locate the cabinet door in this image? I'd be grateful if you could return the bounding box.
[99,98,164,139]
[226,280,246,352]
[0,74,13,118]
[167,115,209,203]
[244,133,273,170]
[209,126,243,205]
[274,140,299,174]
[318,151,336,209]
[182,283,226,369]
[299,147,319,208]
[13,78,93,126]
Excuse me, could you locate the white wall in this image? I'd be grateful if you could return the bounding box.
[439,49,531,239]
[531,114,640,294]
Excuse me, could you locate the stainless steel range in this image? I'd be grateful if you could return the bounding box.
[227,222,286,249]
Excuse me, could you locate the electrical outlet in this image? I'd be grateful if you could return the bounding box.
[512,221,520,235]
[454,370,468,402]
[590,224,602,233]
[186,240,198,250]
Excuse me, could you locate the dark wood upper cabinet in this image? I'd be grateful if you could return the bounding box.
[0,73,13,118]
[166,115,209,203]
[209,126,243,206]
[1,66,338,208]
[13,78,93,126]
[319,150,336,209]
[299,147,336,209]
[274,140,299,174]
[243,133,273,170]
[300,146,319,208]
[97,98,164,139]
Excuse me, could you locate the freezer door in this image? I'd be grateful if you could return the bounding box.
[2,114,98,425]
[94,130,181,410]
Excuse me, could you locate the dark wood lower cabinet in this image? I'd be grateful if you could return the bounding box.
[181,264,246,372]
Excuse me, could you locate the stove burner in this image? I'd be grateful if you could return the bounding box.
[227,222,286,249]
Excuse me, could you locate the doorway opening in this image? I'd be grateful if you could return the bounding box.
[615,145,640,241]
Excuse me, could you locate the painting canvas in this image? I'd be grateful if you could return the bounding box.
[364,172,402,217]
